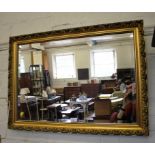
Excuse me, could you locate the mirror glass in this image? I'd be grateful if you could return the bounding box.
[17,32,137,124]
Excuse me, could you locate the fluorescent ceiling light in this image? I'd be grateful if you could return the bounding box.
[91,36,113,41]
[52,40,73,45]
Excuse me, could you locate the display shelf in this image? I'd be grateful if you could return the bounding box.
[29,65,45,96]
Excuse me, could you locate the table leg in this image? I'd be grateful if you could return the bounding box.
[26,100,31,120]
[41,99,43,120]
[36,100,39,121]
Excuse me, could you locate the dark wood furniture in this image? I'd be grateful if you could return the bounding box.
[100,79,116,88]
[19,73,33,94]
[117,68,135,81]
[64,86,81,100]
[102,87,114,94]
[81,84,100,98]
[94,98,112,119]
[100,79,116,94]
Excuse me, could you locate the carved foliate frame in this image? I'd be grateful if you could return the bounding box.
[8,20,149,136]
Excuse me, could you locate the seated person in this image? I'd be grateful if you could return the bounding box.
[79,91,87,100]
[114,79,125,91]
[119,79,126,93]
[110,92,136,123]
[126,82,136,95]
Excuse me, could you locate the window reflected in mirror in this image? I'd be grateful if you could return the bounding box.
[17,32,137,124]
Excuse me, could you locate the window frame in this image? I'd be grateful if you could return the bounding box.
[90,48,117,78]
[19,54,26,73]
[52,52,76,79]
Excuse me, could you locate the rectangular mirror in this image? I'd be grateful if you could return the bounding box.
[8,20,149,135]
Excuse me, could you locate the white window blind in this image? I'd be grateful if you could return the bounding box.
[91,49,116,77]
[19,55,25,73]
[53,53,76,79]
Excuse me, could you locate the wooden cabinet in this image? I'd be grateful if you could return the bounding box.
[19,72,33,94]
[94,98,112,119]
[81,84,100,98]
[100,79,116,88]
[100,79,116,94]
[64,86,81,100]
[64,84,100,100]
[117,68,135,81]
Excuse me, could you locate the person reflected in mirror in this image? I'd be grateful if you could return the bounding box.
[126,80,136,95]
[114,78,126,92]
[79,91,87,100]
[119,78,126,93]
[110,92,136,123]
[117,92,136,123]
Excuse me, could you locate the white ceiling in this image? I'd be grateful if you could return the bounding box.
[20,32,133,51]
[43,33,133,48]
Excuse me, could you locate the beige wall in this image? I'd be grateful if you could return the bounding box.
[19,50,43,73]
[47,40,134,88]
[0,13,155,142]
[19,51,31,73]
[33,51,42,65]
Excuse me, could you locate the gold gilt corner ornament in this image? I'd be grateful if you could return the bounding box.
[8,20,148,136]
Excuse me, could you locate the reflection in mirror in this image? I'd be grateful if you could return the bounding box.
[18,32,137,124]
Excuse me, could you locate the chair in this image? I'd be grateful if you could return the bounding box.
[94,98,112,119]
[28,99,39,121]
[19,95,32,120]
[47,103,62,121]
[38,98,48,120]
[19,88,32,120]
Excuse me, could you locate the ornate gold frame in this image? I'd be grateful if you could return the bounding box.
[8,20,149,136]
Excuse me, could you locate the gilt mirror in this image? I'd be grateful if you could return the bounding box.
[8,20,149,135]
